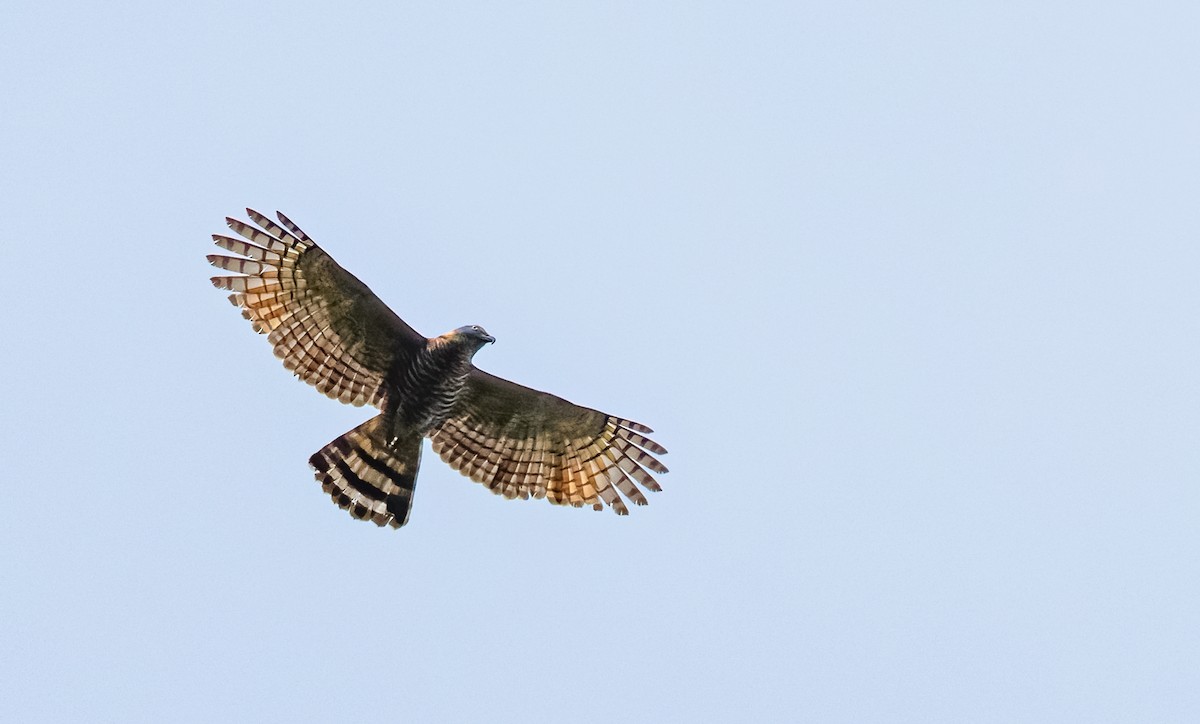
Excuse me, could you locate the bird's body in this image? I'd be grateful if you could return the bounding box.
[387,330,486,435]
[209,209,667,528]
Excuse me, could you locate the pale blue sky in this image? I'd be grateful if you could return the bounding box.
[3,2,1199,722]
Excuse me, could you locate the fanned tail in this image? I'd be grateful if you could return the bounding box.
[308,416,422,528]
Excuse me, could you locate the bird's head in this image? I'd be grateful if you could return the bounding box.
[452,324,496,349]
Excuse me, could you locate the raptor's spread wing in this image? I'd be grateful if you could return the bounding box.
[430,369,668,514]
[208,209,424,407]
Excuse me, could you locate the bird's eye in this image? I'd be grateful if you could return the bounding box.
[472,326,481,332]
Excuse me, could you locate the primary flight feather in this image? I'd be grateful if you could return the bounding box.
[208,209,668,528]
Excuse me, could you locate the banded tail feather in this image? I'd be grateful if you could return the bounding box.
[308,415,422,529]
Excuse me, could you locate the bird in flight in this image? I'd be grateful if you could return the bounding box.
[208,209,668,528]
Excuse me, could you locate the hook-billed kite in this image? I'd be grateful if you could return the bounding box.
[208,210,668,528]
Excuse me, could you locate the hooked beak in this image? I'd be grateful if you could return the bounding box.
[482,334,496,344]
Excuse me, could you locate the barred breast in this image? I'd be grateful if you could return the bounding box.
[386,339,475,435]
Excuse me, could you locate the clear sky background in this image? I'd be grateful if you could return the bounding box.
[2,2,1198,722]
